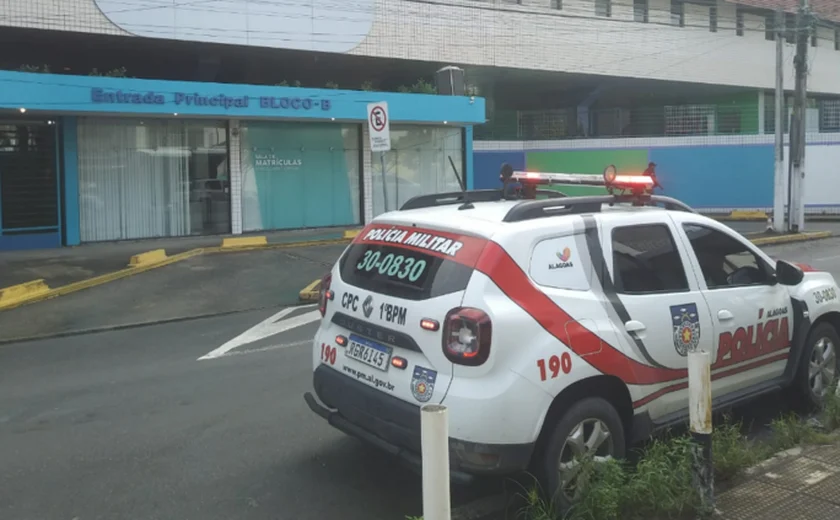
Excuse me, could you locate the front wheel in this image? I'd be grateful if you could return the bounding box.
[540,397,626,512]
[796,322,839,409]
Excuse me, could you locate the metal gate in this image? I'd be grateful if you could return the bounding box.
[0,119,60,251]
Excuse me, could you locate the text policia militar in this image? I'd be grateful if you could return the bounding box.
[361,227,464,258]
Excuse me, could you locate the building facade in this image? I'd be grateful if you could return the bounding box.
[0,71,484,250]
[3,0,840,93]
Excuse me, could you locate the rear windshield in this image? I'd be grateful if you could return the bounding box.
[338,231,477,301]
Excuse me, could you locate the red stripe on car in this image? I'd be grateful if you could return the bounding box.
[475,241,688,385]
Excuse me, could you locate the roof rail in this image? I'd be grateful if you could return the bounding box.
[502,194,697,223]
[399,189,566,211]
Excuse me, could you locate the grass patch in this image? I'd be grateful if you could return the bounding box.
[513,389,840,520]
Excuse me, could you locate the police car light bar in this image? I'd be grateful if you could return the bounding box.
[511,165,654,192]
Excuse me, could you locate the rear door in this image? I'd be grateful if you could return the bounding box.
[321,223,487,406]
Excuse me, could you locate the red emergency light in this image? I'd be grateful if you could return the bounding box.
[511,165,655,196]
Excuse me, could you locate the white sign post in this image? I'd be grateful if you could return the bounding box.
[367,101,391,152]
[367,102,392,211]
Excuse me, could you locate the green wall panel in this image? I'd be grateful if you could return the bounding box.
[525,149,649,196]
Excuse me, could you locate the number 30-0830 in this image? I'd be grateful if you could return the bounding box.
[814,287,837,304]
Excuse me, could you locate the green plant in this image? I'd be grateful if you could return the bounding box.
[325,81,339,89]
[88,67,128,77]
[409,79,437,94]
[19,64,50,73]
[711,418,772,481]
[360,80,374,91]
[821,383,840,431]
[769,412,816,451]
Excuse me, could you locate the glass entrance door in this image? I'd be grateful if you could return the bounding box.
[0,118,60,250]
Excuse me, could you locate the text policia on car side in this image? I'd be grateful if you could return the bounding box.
[302,164,840,511]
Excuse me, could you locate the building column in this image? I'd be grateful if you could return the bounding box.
[758,90,766,135]
[362,124,373,224]
[62,116,81,246]
[464,126,474,190]
[229,119,243,235]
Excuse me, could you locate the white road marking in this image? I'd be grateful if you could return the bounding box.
[220,339,312,358]
[198,305,320,360]
[813,254,840,262]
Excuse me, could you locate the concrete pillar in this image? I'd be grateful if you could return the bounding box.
[229,119,243,235]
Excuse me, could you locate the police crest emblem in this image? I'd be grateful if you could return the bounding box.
[411,365,438,403]
[670,303,701,357]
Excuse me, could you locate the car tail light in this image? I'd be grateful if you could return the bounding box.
[318,272,333,317]
[442,307,492,366]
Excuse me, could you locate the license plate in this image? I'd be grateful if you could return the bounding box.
[346,334,392,371]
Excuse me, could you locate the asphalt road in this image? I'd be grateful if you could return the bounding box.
[2,236,840,520]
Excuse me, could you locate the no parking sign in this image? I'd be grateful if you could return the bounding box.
[367,102,391,152]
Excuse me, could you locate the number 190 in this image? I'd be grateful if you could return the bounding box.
[537,353,572,381]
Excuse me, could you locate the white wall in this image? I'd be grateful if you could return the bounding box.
[4,0,840,94]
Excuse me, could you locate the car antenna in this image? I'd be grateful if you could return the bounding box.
[449,155,474,210]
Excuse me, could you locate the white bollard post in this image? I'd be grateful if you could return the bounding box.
[688,350,714,515]
[421,404,451,520]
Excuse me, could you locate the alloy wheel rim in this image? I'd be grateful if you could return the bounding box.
[556,418,614,502]
[809,337,837,398]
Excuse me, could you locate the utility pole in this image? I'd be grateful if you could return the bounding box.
[773,8,786,232]
[789,0,811,233]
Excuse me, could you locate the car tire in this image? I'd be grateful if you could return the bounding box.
[539,397,626,513]
[796,322,840,409]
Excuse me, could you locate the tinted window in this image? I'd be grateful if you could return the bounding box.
[611,224,689,294]
[338,243,473,301]
[682,224,770,289]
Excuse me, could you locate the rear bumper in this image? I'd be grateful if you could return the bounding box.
[305,365,534,481]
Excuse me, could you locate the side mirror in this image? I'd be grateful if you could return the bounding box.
[776,259,804,286]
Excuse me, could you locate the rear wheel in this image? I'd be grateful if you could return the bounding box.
[796,322,839,409]
[540,397,626,512]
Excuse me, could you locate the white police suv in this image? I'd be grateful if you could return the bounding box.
[303,166,840,507]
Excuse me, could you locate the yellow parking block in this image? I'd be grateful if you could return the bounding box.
[0,279,51,310]
[299,278,322,302]
[343,229,362,239]
[730,210,768,221]
[750,230,832,246]
[221,236,268,249]
[128,249,168,267]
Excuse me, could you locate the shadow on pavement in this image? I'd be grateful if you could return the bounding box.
[0,244,346,342]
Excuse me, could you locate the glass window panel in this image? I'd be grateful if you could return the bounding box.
[77,117,230,242]
[371,125,464,217]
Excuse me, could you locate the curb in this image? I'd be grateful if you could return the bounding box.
[0,235,353,313]
[0,249,204,312]
[749,230,833,246]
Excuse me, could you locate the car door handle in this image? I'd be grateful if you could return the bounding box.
[718,310,734,321]
[624,320,646,333]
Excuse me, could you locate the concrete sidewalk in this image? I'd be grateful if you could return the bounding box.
[716,442,840,519]
[0,226,355,291]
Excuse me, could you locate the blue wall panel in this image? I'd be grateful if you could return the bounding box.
[62,116,81,246]
[474,145,775,208]
[0,71,485,125]
[649,144,774,208]
[473,151,526,190]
